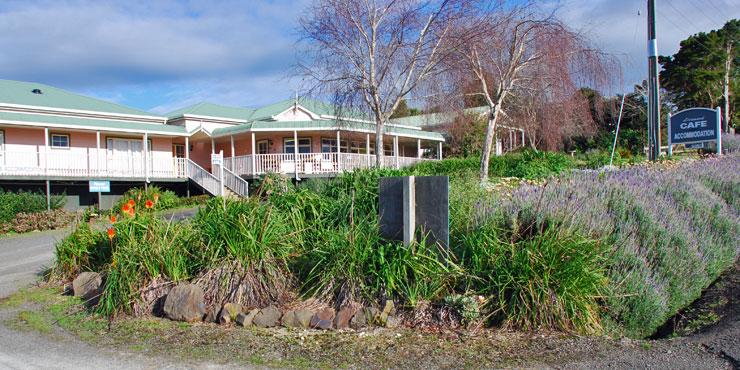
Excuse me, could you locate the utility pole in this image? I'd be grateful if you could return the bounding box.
[647,0,661,161]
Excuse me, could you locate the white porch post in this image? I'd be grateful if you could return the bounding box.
[184,136,190,177]
[211,138,215,154]
[143,132,149,185]
[417,138,421,159]
[230,135,235,170]
[336,130,341,172]
[250,132,256,176]
[96,131,101,176]
[509,130,513,151]
[438,142,443,160]
[521,130,525,148]
[293,130,299,178]
[393,135,399,169]
[43,127,49,174]
[366,133,371,167]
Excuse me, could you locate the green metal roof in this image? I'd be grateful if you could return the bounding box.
[390,107,488,128]
[248,98,371,121]
[212,119,444,141]
[0,79,158,117]
[0,111,187,135]
[166,102,255,121]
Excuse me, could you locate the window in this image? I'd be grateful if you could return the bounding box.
[321,138,349,153]
[173,144,185,158]
[50,134,70,149]
[257,140,269,154]
[284,138,312,154]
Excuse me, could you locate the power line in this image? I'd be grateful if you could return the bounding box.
[687,1,724,26]
[656,7,726,61]
[665,1,706,33]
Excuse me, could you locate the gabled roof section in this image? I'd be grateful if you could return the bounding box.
[248,97,372,122]
[0,79,157,117]
[166,102,254,121]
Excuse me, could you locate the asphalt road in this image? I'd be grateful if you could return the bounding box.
[0,229,66,299]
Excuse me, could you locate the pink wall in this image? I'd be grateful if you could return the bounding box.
[189,140,212,169]
[2,126,44,146]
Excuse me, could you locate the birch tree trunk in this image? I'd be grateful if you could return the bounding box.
[479,103,503,182]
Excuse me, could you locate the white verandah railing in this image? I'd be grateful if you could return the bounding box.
[0,149,187,179]
[224,152,429,176]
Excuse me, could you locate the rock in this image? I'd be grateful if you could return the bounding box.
[72,272,102,303]
[253,306,281,328]
[236,309,259,327]
[334,306,356,329]
[163,283,206,322]
[204,310,217,323]
[350,309,367,330]
[310,307,335,330]
[282,309,314,328]
[385,316,402,329]
[218,303,243,324]
[365,307,380,326]
[379,300,395,326]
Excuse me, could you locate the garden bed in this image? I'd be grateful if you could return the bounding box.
[47,153,740,340]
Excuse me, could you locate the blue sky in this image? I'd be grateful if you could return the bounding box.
[0,0,738,114]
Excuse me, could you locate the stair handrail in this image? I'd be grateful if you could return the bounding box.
[222,166,249,197]
[187,159,221,196]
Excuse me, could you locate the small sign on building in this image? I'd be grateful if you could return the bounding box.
[211,153,223,165]
[89,180,110,193]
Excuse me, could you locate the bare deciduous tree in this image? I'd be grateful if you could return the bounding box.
[448,3,616,182]
[297,0,470,165]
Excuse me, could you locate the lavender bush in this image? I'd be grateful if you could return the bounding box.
[722,133,740,154]
[495,155,740,337]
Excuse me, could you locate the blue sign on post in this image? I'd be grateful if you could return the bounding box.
[89,180,110,193]
[668,107,722,155]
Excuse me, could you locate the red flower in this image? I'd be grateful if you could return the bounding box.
[128,199,135,207]
[121,204,130,212]
[107,227,115,240]
[110,215,117,223]
[145,199,154,209]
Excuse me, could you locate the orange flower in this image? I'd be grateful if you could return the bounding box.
[128,199,135,207]
[107,227,115,240]
[145,199,154,209]
[153,193,160,203]
[128,208,135,217]
[121,204,130,212]
[110,215,117,223]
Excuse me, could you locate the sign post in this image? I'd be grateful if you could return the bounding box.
[668,107,722,155]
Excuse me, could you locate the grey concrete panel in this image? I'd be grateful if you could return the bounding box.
[414,176,449,248]
[379,177,404,241]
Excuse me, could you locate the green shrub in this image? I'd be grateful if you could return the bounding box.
[0,189,65,224]
[52,222,109,281]
[112,186,178,212]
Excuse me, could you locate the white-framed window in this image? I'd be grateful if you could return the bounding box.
[257,140,269,154]
[50,133,70,149]
[321,138,349,153]
[173,144,185,158]
[284,137,312,154]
